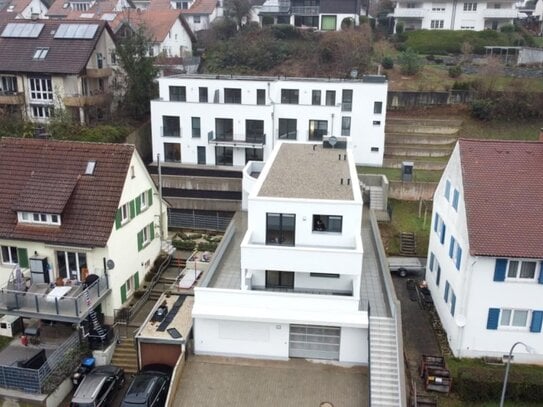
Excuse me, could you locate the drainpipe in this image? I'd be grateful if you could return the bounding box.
[157,153,164,243]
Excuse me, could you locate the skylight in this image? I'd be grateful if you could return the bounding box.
[33,48,49,60]
[85,160,96,175]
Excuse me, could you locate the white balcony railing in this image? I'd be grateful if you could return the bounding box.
[392,8,426,18]
[482,8,519,18]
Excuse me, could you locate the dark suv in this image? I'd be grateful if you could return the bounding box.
[70,365,125,407]
[121,364,171,407]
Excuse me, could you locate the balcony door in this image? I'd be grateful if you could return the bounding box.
[266,270,294,289]
[56,251,87,281]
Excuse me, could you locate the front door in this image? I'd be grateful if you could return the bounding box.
[197,146,206,165]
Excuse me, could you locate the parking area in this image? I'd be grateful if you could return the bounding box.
[175,355,368,407]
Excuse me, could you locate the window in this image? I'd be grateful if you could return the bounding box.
[0,76,17,94]
[434,213,446,244]
[197,146,206,165]
[452,189,459,210]
[31,105,53,119]
[194,15,201,23]
[120,202,130,224]
[257,89,266,105]
[373,120,381,126]
[310,273,340,278]
[325,90,336,106]
[436,264,441,286]
[1,246,18,264]
[164,143,181,162]
[33,47,49,60]
[266,213,295,246]
[507,260,537,280]
[162,116,180,137]
[312,90,321,105]
[278,118,297,140]
[56,251,87,280]
[312,215,342,233]
[488,308,543,332]
[199,87,208,102]
[371,147,379,152]
[444,282,456,316]
[444,179,451,201]
[192,117,201,138]
[137,223,154,251]
[224,88,241,104]
[374,101,383,114]
[245,120,264,143]
[215,118,233,141]
[18,212,60,225]
[139,191,148,211]
[341,117,351,136]
[432,6,445,11]
[96,52,104,69]
[500,309,529,328]
[169,86,186,101]
[431,20,444,29]
[308,120,327,141]
[245,148,263,163]
[463,2,477,11]
[29,77,52,101]
[110,51,117,65]
[448,236,462,270]
[429,252,435,272]
[321,15,337,31]
[341,89,352,111]
[266,270,294,289]
[215,146,233,166]
[281,89,299,104]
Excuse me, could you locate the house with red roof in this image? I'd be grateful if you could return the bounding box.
[0,0,49,20]
[0,138,168,324]
[426,138,543,363]
[0,19,120,124]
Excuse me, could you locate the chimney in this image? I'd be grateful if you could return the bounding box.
[539,128,543,142]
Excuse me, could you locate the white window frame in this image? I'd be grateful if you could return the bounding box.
[140,191,147,211]
[18,211,60,225]
[29,77,53,102]
[463,2,477,11]
[1,246,18,264]
[31,105,53,119]
[431,20,444,29]
[499,309,529,329]
[506,259,537,281]
[142,224,151,246]
[120,203,130,224]
[126,275,134,294]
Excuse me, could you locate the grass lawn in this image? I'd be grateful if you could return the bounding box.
[358,166,443,183]
[459,115,542,140]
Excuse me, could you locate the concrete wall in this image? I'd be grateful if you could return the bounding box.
[340,327,368,364]
[388,91,472,109]
[127,122,153,164]
[388,181,437,200]
[518,47,543,65]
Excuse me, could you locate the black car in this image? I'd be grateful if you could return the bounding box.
[70,365,125,407]
[121,364,172,407]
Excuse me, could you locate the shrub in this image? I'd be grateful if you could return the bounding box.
[172,239,197,251]
[500,24,515,33]
[451,80,473,90]
[448,65,462,78]
[381,56,394,69]
[198,241,219,252]
[395,22,404,34]
[470,99,495,121]
[397,48,422,75]
[270,24,301,40]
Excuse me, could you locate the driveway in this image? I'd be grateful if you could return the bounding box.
[174,355,368,407]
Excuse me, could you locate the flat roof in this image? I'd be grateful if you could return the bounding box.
[162,73,386,84]
[258,143,355,201]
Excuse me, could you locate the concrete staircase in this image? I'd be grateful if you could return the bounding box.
[369,316,402,407]
[111,336,138,375]
[400,232,416,256]
[369,186,385,211]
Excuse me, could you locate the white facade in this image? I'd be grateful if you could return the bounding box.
[192,142,369,364]
[426,144,543,363]
[392,0,519,31]
[148,18,193,58]
[151,74,387,168]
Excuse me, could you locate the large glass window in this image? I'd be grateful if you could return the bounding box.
[1,246,17,264]
[215,146,233,166]
[199,87,208,102]
[266,213,295,246]
[0,76,17,93]
[162,116,180,137]
[245,120,264,143]
[341,89,352,111]
[312,90,321,105]
[374,101,383,114]
[215,118,233,141]
[266,270,294,289]
[245,148,263,163]
[313,215,342,233]
[169,86,186,101]
[341,117,351,136]
[308,120,328,141]
[29,77,52,101]
[197,146,206,165]
[500,309,529,328]
[192,117,201,138]
[224,88,241,104]
[164,143,181,162]
[278,118,297,140]
[507,260,537,280]
[56,251,87,281]
[325,90,336,106]
[281,89,299,104]
[321,15,337,31]
[257,89,266,105]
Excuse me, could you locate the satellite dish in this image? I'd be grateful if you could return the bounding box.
[106,259,115,270]
[455,314,466,327]
[328,136,337,148]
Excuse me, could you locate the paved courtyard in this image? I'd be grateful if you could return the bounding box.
[175,355,368,407]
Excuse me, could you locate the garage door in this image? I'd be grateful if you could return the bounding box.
[289,325,340,360]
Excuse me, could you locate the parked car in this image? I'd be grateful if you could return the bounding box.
[120,364,172,407]
[70,365,125,407]
[388,256,426,278]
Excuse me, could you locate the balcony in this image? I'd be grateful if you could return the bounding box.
[482,8,519,18]
[0,274,110,323]
[0,91,24,105]
[85,67,113,78]
[291,6,319,15]
[392,8,425,18]
[260,4,291,14]
[209,133,266,148]
[64,92,112,107]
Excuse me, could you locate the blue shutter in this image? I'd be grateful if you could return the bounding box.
[436,266,441,286]
[487,308,500,330]
[452,189,459,210]
[444,281,450,302]
[434,213,438,233]
[493,259,507,282]
[429,252,435,272]
[449,237,455,258]
[440,224,446,245]
[451,293,456,316]
[456,247,462,270]
[539,262,543,284]
[530,311,543,333]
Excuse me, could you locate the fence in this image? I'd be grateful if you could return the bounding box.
[168,209,234,231]
[0,331,81,394]
[387,90,473,108]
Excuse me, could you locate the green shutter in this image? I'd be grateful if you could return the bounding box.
[137,230,143,252]
[148,189,153,206]
[150,222,155,241]
[115,208,122,229]
[134,272,140,289]
[17,248,28,268]
[135,195,141,215]
[120,283,127,303]
[129,199,136,219]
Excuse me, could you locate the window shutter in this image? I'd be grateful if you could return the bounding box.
[120,284,127,303]
[486,308,500,330]
[17,248,29,268]
[129,199,136,219]
[134,272,140,289]
[150,223,155,240]
[456,247,462,270]
[436,266,441,286]
[115,208,122,230]
[137,231,143,252]
[429,252,435,272]
[135,196,141,215]
[434,213,438,232]
[148,189,153,206]
[444,281,450,302]
[449,237,455,258]
[451,293,456,316]
[530,311,543,333]
[440,224,446,245]
[493,259,507,282]
[539,262,543,284]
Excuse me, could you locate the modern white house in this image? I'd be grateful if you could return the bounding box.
[426,139,543,363]
[150,74,387,168]
[192,141,369,363]
[0,138,168,324]
[391,0,519,31]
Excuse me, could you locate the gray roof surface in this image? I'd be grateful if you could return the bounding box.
[258,143,354,201]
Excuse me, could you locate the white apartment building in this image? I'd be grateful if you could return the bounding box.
[151,74,387,168]
[392,0,519,31]
[192,141,369,363]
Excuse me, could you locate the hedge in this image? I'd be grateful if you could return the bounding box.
[403,30,513,54]
[172,239,197,251]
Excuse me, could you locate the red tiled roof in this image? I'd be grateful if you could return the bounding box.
[181,0,216,14]
[12,173,78,213]
[459,138,543,258]
[0,138,134,248]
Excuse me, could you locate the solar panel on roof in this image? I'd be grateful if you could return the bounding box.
[0,23,44,38]
[54,23,99,39]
